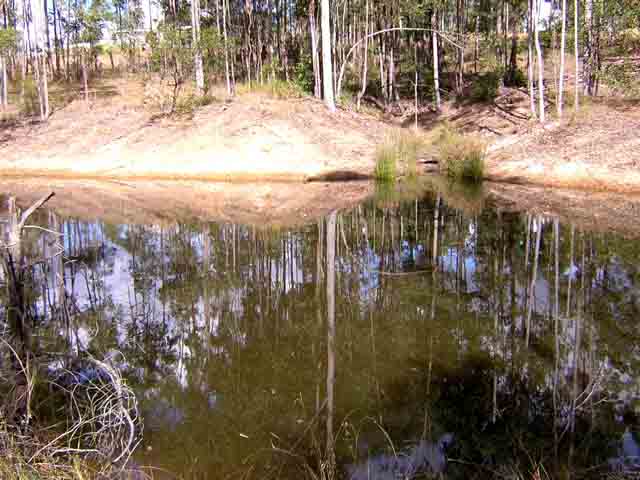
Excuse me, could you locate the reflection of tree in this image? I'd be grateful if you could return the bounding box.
[4,192,640,479]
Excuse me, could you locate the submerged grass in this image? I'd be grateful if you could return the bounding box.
[374,130,426,182]
[435,125,486,183]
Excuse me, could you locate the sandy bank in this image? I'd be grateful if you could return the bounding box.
[0,85,386,181]
[484,99,640,193]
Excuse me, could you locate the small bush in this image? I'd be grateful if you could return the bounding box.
[436,127,486,183]
[471,70,502,102]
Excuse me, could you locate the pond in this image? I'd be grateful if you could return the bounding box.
[1,180,640,479]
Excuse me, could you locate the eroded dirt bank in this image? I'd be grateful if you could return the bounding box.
[484,99,640,193]
[0,82,386,181]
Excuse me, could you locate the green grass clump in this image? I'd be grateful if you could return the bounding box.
[436,126,486,183]
[374,144,398,182]
[374,131,426,182]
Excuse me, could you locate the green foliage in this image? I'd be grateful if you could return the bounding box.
[78,0,111,46]
[200,27,225,82]
[436,126,486,183]
[0,28,18,55]
[293,53,314,93]
[471,70,502,102]
[601,61,640,97]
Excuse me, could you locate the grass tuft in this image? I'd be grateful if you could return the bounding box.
[374,130,426,182]
[435,126,486,183]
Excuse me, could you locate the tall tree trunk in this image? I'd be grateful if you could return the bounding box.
[533,0,545,121]
[222,0,232,95]
[309,0,321,98]
[1,56,7,109]
[583,0,593,95]
[321,0,335,111]
[527,0,536,117]
[82,50,88,102]
[41,54,50,119]
[574,0,579,110]
[44,0,51,66]
[557,0,567,117]
[474,15,479,73]
[356,0,368,109]
[52,0,60,76]
[191,0,204,94]
[432,10,441,110]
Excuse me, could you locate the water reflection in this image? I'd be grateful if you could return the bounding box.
[1,187,640,479]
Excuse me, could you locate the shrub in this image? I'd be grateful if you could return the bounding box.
[471,70,502,102]
[436,127,486,183]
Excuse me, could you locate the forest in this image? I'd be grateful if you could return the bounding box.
[1,0,639,120]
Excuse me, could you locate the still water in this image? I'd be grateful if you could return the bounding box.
[2,183,640,479]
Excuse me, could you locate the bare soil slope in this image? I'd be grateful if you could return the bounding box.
[485,99,640,192]
[0,79,386,181]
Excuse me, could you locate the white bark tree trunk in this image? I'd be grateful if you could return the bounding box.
[574,0,579,110]
[222,0,232,95]
[533,0,545,122]
[321,0,336,111]
[309,0,321,98]
[432,11,441,110]
[82,51,89,103]
[527,0,536,118]
[1,56,7,110]
[558,0,567,117]
[191,0,205,95]
[41,54,50,119]
[356,0,368,110]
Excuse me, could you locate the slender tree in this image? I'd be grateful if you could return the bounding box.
[191,0,204,94]
[558,0,567,117]
[321,0,335,111]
